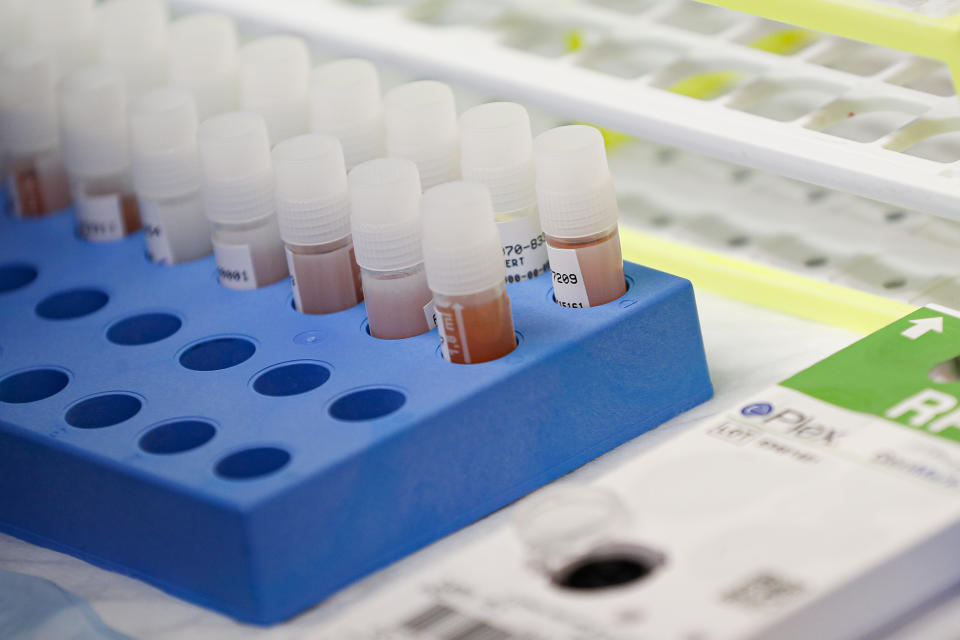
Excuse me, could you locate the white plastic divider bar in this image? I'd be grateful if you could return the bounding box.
[169,0,960,221]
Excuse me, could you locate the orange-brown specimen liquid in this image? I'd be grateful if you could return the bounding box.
[547,227,625,308]
[435,283,516,364]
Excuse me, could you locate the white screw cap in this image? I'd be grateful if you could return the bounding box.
[421,181,505,296]
[25,0,96,77]
[59,65,130,179]
[384,80,460,190]
[0,46,59,155]
[534,125,619,240]
[168,13,239,120]
[309,58,384,170]
[348,157,423,272]
[239,35,310,145]
[97,0,169,97]
[459,101,535,214]
[198,111,274,225]
[273,133,351,247]
[130,87,202,199]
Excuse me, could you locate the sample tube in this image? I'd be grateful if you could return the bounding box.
[274,134,362,314]
[59,66,141,242]
[349,157,433,340]
[309,58,384,170]
[168,13,239,120]
[460,101,549,284]
[0,46,71,218]
[198,111,288,290]
[384,80,460,191]
[421,181,516,364]
[130,87,212,265]
[25,0,97,77]
[534,125,625,309]
[97,0,169,98]
[239,36,310,145]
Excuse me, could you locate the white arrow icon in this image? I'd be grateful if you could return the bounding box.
[902,316,944,340]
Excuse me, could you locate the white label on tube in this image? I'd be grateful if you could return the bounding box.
[547,245,590,309]
[423,299,437,330]
[498,214,549,284]
[140,200,174,265]
[213,241,258,290]
[75,192,125,242]
[436,308,451,361]
[285,247,303,311]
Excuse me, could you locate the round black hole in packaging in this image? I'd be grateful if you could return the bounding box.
[329,388,406,421]
[66,393,142,429]
[107,312,182,346]
[36,288,109,320]
[179,337,256,371]
[0,368,69,404]
[139,420,216,454]
[216,447,290,480]
[253,362,331,397]
[0,263,38,294]
[553,547,664,591]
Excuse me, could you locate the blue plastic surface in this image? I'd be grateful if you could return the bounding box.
[0,210,713,624]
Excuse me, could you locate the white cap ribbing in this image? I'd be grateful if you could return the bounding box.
[198,111,274,225]
[26,0,96,77]
[309,58,384,170]
[533,125,619,240]
[459,101,535,214]
[273,133,350,246]
[348,157,423,272]
[0,46,59,155]
[97,0,169,97]
[168,13,238,120]
[130,87,201,199]
[59,66,129,178]
[239,35,309,145]
[384,80,460,190]
[421,181,504,296]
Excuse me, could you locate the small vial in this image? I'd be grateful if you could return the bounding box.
[349,157,433,340]
[534,125,625,309]
[274,134,362,314]
[130,87,212,265]
[168,13,239,120]
[239,36,310,145]
[59,66,141,242]
[309,58,385,170]
[384,80,460,191]
[0,46,71,218]
[97,0,169,98]
[25,0,97,77]
[198,111,288,290]
[421,181,516,364]
[460,102,549,284]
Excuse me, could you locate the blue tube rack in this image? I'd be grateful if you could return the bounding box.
[0,210,713,624]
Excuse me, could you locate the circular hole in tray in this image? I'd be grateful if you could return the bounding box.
[179,337,256,371]
[36,288,109,320]
[552,544,665,591]
[0,368,69,404]
[0,263,38,294]
[215,446,290,480]
[329,387,406,422]
[66,393,142,429]
[107,312,182,346]
[253,362,331,397]
[139,419,216,454]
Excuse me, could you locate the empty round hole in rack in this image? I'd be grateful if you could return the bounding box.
[0,368,69,404]
[253,362,331,397]
[216,447,290,480]
[107,312,182,346]
[0,263,38,294]
[139,419,216,454]
[329,387,406,422]
[179,337,256,371]
[36,288,109,320]
[66,393,142,429]
[552,544,665,591]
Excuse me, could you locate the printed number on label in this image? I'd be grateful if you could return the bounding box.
[553,272,579,285]
[218,267,250,283]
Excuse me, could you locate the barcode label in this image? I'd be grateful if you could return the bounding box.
[402,603,511,640]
